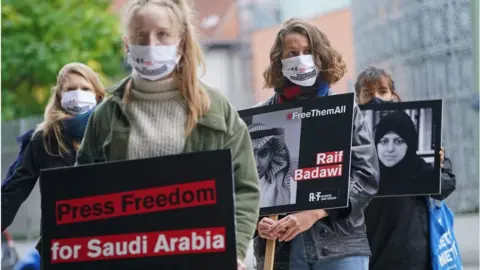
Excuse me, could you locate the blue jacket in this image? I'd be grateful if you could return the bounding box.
[2,129,34,187]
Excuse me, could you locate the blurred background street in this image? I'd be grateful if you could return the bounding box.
[2,0,479,269]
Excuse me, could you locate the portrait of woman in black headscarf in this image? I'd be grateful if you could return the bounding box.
[374,110,434,196]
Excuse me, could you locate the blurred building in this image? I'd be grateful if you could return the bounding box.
[352,0,479,212]
[280,0,350,19]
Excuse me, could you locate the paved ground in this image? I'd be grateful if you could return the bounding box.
[13,214,479,269]
[454,214,479,267]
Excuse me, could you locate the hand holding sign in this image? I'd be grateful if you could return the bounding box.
[257,217,277,240]
[269,209,328,242]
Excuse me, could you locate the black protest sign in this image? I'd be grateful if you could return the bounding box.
[359,100,443,197]
[239,93,354,216]
[40,150,236,270]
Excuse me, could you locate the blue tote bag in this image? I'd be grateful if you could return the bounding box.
[427,198,463,270]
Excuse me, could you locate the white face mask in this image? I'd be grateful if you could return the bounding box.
[61,90,97,115]
[281,54,318,87]
[127,44,180,81]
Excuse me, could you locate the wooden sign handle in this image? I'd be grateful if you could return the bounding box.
[263,215,278,270]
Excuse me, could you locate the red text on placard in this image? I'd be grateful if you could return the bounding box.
[55,180,216,225]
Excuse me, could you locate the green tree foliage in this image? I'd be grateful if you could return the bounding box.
[1,0,126,120]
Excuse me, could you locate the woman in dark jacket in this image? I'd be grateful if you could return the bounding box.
[355,66,456,270]
[253,18,379,270]
[1,62,105,243]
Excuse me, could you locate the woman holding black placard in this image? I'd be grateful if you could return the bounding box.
[252,18,379,270]
[355,66,456,270]
[75,1,259,269]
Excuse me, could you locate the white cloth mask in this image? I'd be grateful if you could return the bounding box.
[61,90,97,115]
[281,54,319,87]
[127,44,180,81]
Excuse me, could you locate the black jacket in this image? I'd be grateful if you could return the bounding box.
[1,130,76,242]
[366,110,457,270]
[366,158,456,270]
[253,93,380,269]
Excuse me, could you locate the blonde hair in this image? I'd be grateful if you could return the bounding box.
[35,62,105,156]
[264,18,347,89]
[123,0,210,135]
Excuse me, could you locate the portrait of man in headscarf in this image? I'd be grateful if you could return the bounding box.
[248,123,293,208]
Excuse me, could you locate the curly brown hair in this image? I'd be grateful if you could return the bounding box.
[263,18,347,89]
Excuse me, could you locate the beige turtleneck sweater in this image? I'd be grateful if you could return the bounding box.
[126,70,187,160]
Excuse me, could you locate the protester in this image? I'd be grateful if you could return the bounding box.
[253,18,379,270]
[355,66,456,270]
[1,62,105,251]
[248,123,292,208]
[75,1,259,268]
[355,67,401,104]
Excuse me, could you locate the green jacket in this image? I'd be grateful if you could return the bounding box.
[76,76,260,259]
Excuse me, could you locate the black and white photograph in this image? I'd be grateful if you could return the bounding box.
[240,93,355,216]
[245,108,302,209]
[359,100,443,197]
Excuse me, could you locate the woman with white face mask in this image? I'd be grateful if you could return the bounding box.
[252,18,379,270]
[1,62,105,251]
[75,1,260,269]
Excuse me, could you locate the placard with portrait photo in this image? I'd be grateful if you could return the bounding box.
[239,93,355,216]
[359,100,443,197]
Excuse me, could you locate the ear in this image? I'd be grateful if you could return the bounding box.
[123,35,129,55]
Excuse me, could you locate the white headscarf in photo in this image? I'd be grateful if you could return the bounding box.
[248,123,291,206]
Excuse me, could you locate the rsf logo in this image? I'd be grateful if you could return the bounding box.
[308,189,338,202]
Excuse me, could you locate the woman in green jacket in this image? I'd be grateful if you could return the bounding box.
[75,0,260,268]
